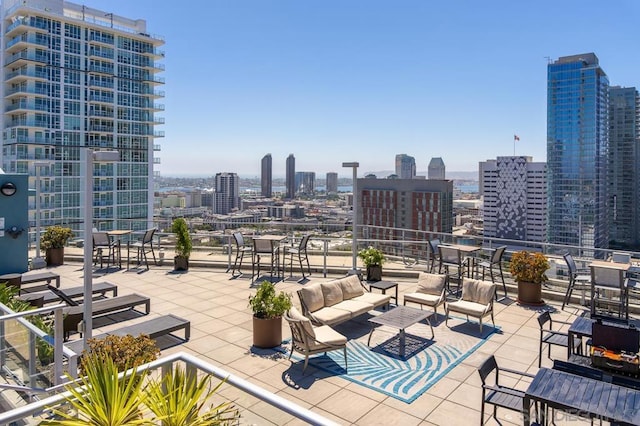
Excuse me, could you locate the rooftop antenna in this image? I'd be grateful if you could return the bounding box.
[544,56,552,64]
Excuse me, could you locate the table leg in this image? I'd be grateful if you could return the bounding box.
[367,328,375,346]
[399,329,405,358]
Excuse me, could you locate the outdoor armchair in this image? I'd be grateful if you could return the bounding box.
[284,307,347,373]
[445,278,495,333]
[403,272,447,315]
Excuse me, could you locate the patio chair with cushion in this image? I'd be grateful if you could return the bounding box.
[445,278,496,333]
[478,355,537,425]
[284,307,347,373]
[537,311,582,367]
[403,272,447,315]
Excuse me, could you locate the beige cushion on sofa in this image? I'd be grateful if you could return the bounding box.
[299,285,325,313]
[287,306,315,337]
[353,292,391,308]
[462,278,495,305]
[311,306,352,325]
[321,281,344,307]
[340,275,365,299]
[333,299,373,317]
[417,272,447,295]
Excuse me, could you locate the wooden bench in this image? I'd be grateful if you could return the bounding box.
[20,271,60,290]
[65,314,190,354]
[22,281,118,305]
[63,293,151,339]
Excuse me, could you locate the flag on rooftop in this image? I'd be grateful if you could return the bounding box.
[514,134,520,141]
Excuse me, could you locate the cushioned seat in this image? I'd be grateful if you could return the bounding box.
[285,307,347,373]
[309,307,352,325]
[351,292,390,307]
[445,278,496,333]
[332,299,373,317]
[403,272,447,315]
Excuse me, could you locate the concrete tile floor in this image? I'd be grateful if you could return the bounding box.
[27,262,604,425]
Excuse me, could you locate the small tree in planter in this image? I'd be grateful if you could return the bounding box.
[40,226,73,266]
[172,217,192,271]
[509,250,549,305]
[248,281,292,348]
[358,246,385,281]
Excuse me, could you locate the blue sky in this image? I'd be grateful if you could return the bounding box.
[81,0,640,177]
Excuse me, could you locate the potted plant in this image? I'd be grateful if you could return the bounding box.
[358,246,385,281]
[509,250,549,305]
[171,217,192,271]
[248,280,292,348]
[40,226,73,266]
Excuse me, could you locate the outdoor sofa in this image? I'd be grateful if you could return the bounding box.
[297,274,391,326]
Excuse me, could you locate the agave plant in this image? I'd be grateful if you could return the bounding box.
[143,365,240,425]
[43,354,148,426]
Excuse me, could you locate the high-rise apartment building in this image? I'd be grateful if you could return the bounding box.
[357,177,453,242]
[609,86,640,248]
[285,154,295,199]
[295,171,315,196]
[547,53,609,249]
[0,0,165,239]
[480,156,546,242]
[428,157,446,180]
[213,172,239,214]
[261,153,272,198]
[395,154,416,179]
[326,172,338,193]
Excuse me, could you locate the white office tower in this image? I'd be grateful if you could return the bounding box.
[480,156,546,242]
[0,0,165,240]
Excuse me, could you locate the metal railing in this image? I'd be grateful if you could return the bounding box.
[0,351,338,426]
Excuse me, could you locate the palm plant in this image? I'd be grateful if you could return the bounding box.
[144,365,240,425]
[43,354,147,426]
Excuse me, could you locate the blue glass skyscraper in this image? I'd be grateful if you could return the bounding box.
[547,53,609,249]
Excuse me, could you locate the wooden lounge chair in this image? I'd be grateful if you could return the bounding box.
[65,314,190,355]
[62,293,151,339]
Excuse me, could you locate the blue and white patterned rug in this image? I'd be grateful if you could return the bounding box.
[286,312,500,403]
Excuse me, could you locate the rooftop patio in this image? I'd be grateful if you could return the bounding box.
[2,248,602,425]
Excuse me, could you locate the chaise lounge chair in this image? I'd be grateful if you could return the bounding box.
[65,314,190,355]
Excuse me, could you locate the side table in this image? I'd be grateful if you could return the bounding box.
[367,280,398,308]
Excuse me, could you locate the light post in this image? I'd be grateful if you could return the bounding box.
[342,162,359,275]
[82,148,119,349]
[31,161,51,269]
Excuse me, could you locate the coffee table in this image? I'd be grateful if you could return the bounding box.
[367,306,434,358]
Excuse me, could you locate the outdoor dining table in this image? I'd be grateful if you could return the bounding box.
[106,230,132,268]
[523,367,640,425]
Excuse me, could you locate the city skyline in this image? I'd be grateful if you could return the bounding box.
[76,0,640,177]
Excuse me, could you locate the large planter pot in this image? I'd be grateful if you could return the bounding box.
[174,256,189,271]
[517,281,544,305]
[252,316,283,348]
[366,265,382,282]
[45,248,64,266]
